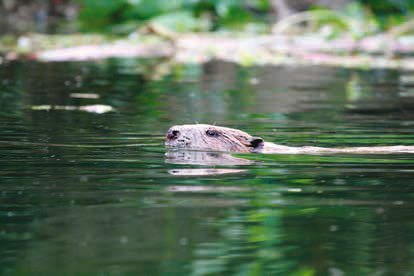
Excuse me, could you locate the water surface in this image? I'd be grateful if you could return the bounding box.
[1,59,414,274]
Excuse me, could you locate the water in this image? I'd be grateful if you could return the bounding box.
[1,59,414,275]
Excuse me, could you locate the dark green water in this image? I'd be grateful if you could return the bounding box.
[1,59,414,275]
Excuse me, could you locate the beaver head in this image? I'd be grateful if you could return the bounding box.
[165,124,264,153]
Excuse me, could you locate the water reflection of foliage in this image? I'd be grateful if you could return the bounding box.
[189,191,414,274]
[192,208,297,275]
[3,47,414,275]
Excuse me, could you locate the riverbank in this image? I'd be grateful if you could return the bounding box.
[2,29,414,70]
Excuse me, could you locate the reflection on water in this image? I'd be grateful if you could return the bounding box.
[165,150,252,165]
[1,59,414,274]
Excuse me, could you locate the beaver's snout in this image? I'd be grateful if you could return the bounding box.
[166,128,180,140]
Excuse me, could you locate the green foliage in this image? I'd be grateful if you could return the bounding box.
[150,10,212,32]
[359,0,414,29]
[360,0,414,15]
[77,0,127,29]
[342,2,379,38]
[123,0,186,20]
[75,0,414,34]
[76,0,272,32]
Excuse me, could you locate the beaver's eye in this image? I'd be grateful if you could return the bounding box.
[206,129,219,137]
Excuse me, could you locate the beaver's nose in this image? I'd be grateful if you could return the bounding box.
[167,129,180,140]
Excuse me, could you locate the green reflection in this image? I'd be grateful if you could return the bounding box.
[1,59,414,274]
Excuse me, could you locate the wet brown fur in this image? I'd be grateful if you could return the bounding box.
[166,124,414,154]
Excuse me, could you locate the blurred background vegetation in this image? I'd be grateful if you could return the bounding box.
[1,0,414,35]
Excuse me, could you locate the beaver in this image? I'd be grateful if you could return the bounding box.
[165,124,414,154]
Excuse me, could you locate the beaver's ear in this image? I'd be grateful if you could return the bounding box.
[249,137,264,152]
